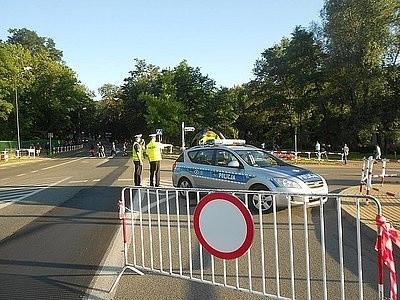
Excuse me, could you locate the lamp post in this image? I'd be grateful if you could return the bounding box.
[78,107,87,142]
[14,83,21,150]
[14,66,32,150]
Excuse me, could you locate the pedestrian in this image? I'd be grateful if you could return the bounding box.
[321,143,328,159]
[315,141,321,159]
[98,142,105,157]
[35,143,42,156]
[374,144,382,161]
[146,133,164,187]
[342,143,349,164]
[110,141,117,157]
[89,144,95,157]
[122,141,128,156]
[132,134,145,186]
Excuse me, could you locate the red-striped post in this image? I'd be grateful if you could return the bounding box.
[359,158,367,193]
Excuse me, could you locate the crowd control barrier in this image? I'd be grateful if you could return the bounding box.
[272,150,344,162]
[360,157,400,192]
[110,187,399,300]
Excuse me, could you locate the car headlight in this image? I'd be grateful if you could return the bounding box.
[271,178,302,189]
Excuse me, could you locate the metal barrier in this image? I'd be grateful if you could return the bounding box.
[360,157,400,191]
[273,150,344,162]
[110,187,398,299]
[52,144,83,154]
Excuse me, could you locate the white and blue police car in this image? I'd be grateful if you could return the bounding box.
[172,139,328,213]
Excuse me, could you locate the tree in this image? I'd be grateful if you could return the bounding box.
[172,60,217,130]
[0,43,35,140]
[7,28,63,62]
[321,0,398,148]
[144,71,185,143]
[252,27,326,148]
[122,59,162,138]
[0,30,94,143]
[96,84,124,140]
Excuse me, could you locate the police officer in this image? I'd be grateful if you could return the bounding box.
[132,134,145,186]
[146,133,163,187]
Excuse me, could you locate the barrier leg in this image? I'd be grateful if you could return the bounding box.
[376,232,384,300]
[109,203,144,293]
[359,158,367,193]
[380,160,387,187]
[365,157,374,204]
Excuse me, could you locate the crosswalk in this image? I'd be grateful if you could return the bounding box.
[0,176,173,211]
[0,176,72,210]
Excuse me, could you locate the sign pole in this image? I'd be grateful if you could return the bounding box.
[294,126,298,160]
[48,132,53,155]
[181,121,185,150]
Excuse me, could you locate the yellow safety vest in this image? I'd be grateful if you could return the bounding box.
[146,140,162,162]
[132,142,143,162]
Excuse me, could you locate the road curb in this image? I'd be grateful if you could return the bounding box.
[371,186,400,198]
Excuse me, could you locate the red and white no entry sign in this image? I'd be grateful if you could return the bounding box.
[193,192,254,260]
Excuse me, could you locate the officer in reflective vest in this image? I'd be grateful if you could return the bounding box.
[146,133,163,187]
[132,134,145,186]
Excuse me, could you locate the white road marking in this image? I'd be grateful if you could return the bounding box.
[0,176,72,210]
[41,157,86,170]
[69,180,89,184]
[16,173,26,177]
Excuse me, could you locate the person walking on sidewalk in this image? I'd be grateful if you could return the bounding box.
[374,144,382,161]
[342,143,349,164]
[132,134,145,186]
[315,141,321,160]
[146,133,164,187]
[110,141,117,157]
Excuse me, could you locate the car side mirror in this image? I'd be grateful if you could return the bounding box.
[227,161,240,168]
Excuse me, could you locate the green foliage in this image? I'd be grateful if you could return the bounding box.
[120,59,231,143]
[7,28,63,62]
[2,5,400,156]
[0,29,94,142]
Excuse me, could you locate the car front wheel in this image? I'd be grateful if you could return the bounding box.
[178,177,193,199]
[249,185,273,213]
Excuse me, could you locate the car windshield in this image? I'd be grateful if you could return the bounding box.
[235,149,287,167]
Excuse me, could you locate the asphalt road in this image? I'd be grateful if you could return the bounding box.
[0,153,132,299]
[0,153,398,299]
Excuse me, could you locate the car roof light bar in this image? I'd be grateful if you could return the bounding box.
[214,139,246,146]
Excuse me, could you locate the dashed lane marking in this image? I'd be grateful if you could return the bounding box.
[40,157,86,170]
[69,180,89,184]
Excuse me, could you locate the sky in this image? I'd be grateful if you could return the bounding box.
[1,0,325,97]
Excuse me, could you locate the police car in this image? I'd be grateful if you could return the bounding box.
[172,139,328,213]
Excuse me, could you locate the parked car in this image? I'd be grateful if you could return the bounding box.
[172,140,328,213]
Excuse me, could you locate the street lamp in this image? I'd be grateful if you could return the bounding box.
[15,66,33,150]
[78,107,87,141]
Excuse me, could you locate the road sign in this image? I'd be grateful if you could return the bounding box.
[156,128,163,135]
[193,192,254,260]
[48,132,53,138]
[184,126,195,132]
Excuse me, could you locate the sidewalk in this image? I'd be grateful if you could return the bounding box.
[341,183,400,232]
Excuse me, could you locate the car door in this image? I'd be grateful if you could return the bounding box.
[210,149,246,190]
[188,149,216,188]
